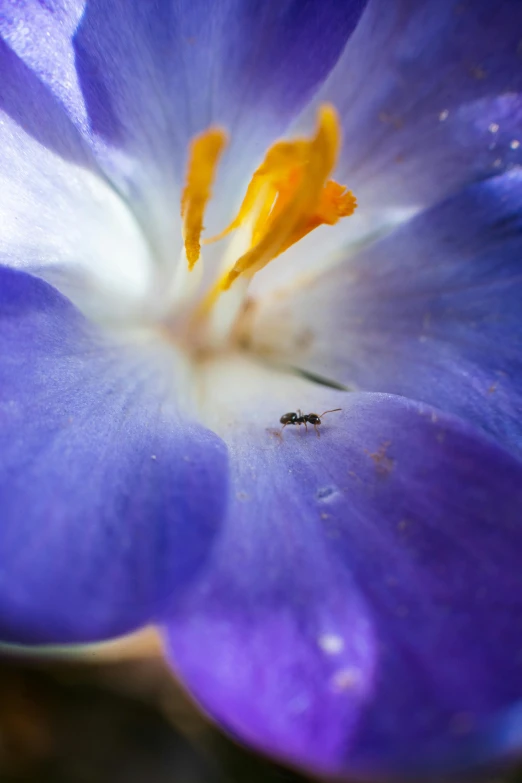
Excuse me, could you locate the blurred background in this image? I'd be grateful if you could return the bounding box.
[0,630,518,783]
[0,629,304,783]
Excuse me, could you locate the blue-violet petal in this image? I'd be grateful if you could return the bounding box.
[0,266,228,645]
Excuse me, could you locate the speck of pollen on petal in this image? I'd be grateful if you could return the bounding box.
[179,104,356,345]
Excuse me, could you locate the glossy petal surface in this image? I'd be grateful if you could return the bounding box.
[0,0,367,261]
[0,266,228,645]
[263,0,522,287]
[249,171,522,457]
[165,361,522,778]
[309,0,522,228]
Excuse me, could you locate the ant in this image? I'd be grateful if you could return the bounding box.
[279,408,342,437]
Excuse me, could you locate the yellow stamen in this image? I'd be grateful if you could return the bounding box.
[181,128,227,269]
[201,103,355,310]
[203,140,308,245]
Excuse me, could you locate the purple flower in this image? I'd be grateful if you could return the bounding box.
[1,0,522,778]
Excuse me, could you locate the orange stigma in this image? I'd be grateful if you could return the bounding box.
[180,104,357,315]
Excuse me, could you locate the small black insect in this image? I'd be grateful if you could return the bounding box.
[279,408,342,437]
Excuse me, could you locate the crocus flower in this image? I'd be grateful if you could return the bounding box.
[1,0,522,778]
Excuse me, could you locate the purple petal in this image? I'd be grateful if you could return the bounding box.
[249,171,522,458]
[0,35,154,316]
[165,389,522,778]
[0,0,367,252]
[0,266,228,645]
[302,0,522,229]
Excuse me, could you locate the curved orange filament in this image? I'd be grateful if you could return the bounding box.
[204,105,356,311]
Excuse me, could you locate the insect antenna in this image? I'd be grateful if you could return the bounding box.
[319,408,342,417]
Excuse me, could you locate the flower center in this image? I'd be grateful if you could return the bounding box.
[178,104,356,350]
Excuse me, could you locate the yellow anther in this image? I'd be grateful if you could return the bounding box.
[181,127,227,269]
[204,103,354,304]
[204,140,309,245]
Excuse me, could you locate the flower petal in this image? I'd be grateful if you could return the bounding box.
[0,266,228,645]
[165,362,522,778]
[0,0,367,254]
[248,171,522,458]
[0,37,154,319]
[306,0,522,236]
[259,0,522,290]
